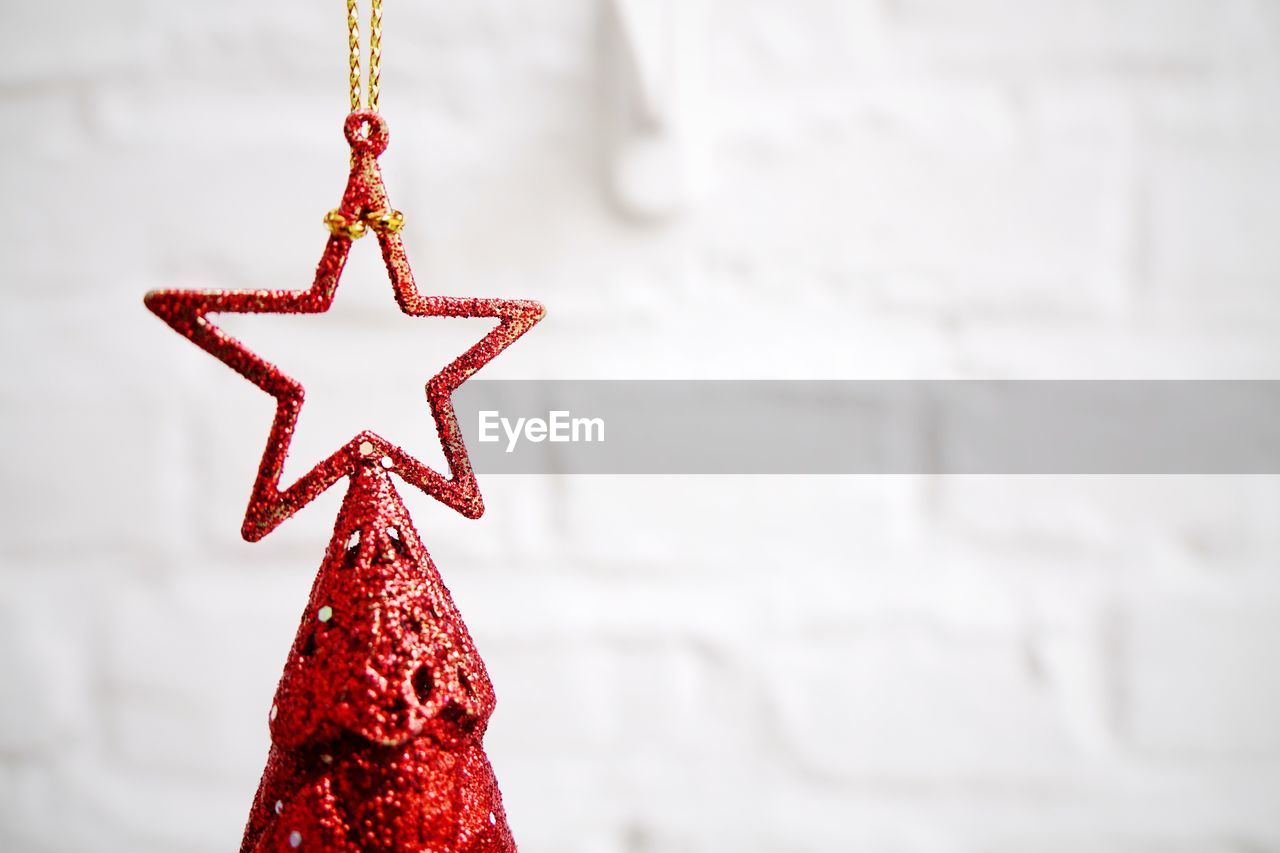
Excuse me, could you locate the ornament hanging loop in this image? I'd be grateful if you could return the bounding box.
[325,110,403,240]
[330,7,400,241]
[345,110,390,157]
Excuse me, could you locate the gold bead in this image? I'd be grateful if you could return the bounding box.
[364,208,405,235]
[324,209,367,240]
[323,209,347,234]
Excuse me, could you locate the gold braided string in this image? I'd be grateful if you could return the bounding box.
[347,0,362,113]
[329,0,400,239]
[368,0,383,113]
[347,0,384,113]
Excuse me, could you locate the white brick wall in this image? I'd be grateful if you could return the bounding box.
[3,1,1280,850]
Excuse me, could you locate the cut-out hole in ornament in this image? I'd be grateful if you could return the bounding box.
[387,691,410,716]
[385,525,408,557]
[411,664,434,704]
[343,531,361,567]
[440,700,476,731]
[380,455,394,470]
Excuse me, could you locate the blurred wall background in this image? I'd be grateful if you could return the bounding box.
[3,1,1280,851]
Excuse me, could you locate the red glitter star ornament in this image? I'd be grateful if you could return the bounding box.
[145,110,544,542]
[146,107,541,853]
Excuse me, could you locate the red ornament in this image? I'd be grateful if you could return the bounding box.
[144,111,544,542]
[145,110,542,852]
[243,465,514,852]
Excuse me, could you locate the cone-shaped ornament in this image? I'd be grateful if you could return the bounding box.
[242,463,515,852]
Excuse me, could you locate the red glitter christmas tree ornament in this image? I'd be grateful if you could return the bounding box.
[144,4,541,849]
[241,466,514,852]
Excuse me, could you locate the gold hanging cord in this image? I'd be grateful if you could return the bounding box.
[327,0,402,239]
[348,0,383,113]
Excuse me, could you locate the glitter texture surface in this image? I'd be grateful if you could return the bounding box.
[144,111,545,541]
[144,112,541,852]
[241,465,514,852]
